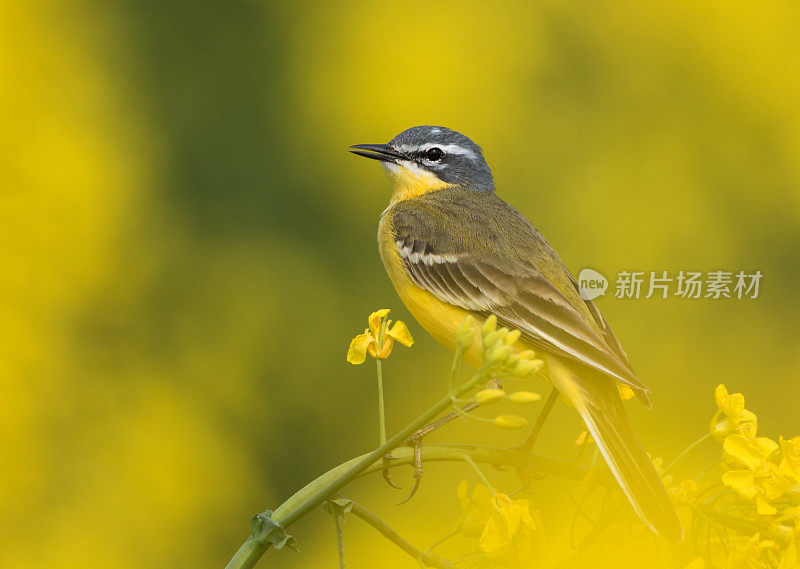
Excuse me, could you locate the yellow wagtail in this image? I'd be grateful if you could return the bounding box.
[350,125,681,541]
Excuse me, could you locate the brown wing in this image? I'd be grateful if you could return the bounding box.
[392,194,651,403]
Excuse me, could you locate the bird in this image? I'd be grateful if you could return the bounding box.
[349,125,682,542]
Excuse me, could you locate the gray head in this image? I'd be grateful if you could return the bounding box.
[350,126,494,193]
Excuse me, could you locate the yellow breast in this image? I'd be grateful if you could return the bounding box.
[378,208,486,367]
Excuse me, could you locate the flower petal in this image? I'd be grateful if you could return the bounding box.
[618,384,636,401]
[387,320,414,347]
[346,332,374,365]
[715,384,729,409]
[756,496,777,516]
[724,434,764,470]
[376,336,394,359]
[368,309,390,336]
[722,469,757,500]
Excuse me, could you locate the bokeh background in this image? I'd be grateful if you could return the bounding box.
[2,1,799,567]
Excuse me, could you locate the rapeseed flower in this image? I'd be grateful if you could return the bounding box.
[711,384,758,441]
[478,493,537,562]
[722,434,788,516]
[456,481,494,538]
[346,308,413,364]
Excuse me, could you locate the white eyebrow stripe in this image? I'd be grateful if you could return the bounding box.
[419,142,478,159]
[392,142,480,161]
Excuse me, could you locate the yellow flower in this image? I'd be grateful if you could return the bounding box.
[724,533,776,569]
[773,507,800,545]
[456,481,495,538]
[478,493,537,561]
[779,436,800,484]
[710,384,758,441]
[778,539,798,569]
[346,309,413,364]
[669,479,699,503]
[722,434,788,516]
[618,383,636,401]
[669,479,699,534]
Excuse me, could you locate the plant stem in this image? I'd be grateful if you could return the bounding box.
[341,496,453,569]
[448,346,463,393]
[332,508,345,569]
[223,444,583,569]
[376,359,387,446]
[462,454,496,495]
[663,432,713,475]
[425,530,459,556]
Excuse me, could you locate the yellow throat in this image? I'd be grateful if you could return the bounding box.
[382,161,452,203]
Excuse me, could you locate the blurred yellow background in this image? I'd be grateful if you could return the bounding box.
[2,1,799,567]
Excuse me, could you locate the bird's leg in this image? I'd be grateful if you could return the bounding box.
[396,440,424,505]
[382,454,401,489]
[507,386,560,497]
[519,386,559,452]
[381,400,480,493]
[383,378,502,501]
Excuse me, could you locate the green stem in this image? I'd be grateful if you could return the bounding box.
[278,375,484,525]
[333,510,345,569]
[376,359,387,446]
[425,530,459,556]
[448,346,463,393]
[224,368,488,569]
[462,454,496,496]
[663,432,713,475]
[224,444,583,569]
[343,496,453,569]
[695,503,784,541]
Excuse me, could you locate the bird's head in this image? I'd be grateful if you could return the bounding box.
[350,126,494,202]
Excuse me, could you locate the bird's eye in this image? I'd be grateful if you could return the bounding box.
[425,147,444,162]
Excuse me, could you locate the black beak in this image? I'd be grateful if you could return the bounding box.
[348,144,407,164]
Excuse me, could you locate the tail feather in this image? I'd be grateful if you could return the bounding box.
[546,356,682,542]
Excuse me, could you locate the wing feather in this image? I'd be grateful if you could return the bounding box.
[391,199,649,399]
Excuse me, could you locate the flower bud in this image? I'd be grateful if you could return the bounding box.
[456,316,474,350]
[489,345,512,363]
[512,358,544,378]
[490,338,507,354]
[474,388,507,405]
[517,350,536,360]
[494,414,528,428]
[483,331,500,350]
[508,391,541,403]
[482,315,497,336]
[503,329,521,346]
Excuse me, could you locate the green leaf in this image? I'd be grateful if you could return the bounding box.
[324,498,353,519]
[249,510,299,551]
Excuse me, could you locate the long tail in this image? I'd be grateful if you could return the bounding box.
[545,355,682,542]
